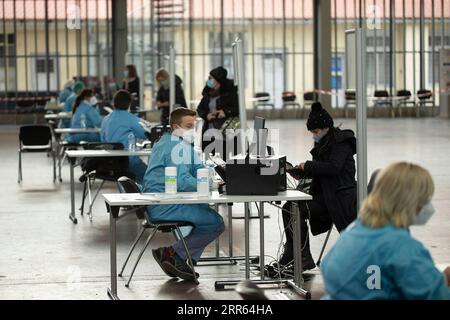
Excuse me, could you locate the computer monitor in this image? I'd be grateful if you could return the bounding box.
[254,116,265,130]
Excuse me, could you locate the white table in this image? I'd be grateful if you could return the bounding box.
[65,149,152,224]
[55,128,101,134]
[45,112,72,120]
[103,190,312,300]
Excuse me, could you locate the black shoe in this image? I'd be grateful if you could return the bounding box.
[277,243,294,267]
[163,256,199,281]
[301,252,316,271]
[152,247,178,278]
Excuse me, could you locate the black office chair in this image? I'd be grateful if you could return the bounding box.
[79,142,133,220]
[253,92,275,110]
[281,91,301,110]
[18,125,56,183]
[416,89,434,117]
[344,89,356,118]
[302,91,318,118]
[396,90,415,117]
[373,90,395,118]
[315,170,381,267]
[116,176,198,286]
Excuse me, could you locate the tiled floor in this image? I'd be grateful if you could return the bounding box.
[0,117,449,300]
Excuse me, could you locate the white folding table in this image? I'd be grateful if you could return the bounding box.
[65,149,152,224]
[103,190,312,300]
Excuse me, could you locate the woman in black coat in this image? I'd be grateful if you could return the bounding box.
[197,66,239,157]
[277,102,357,272]
[155,68,187,126]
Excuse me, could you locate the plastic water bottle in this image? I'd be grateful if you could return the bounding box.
[165,167,177,194]
[197,168,210,197]
[127,132,136,151]
[80,113,86,128]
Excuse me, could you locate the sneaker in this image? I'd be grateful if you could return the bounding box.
[162,254,199,281]
[152,247,178,278]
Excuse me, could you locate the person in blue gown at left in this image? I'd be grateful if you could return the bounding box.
[62,80,85,128]
[101,89,148,184]
[65,88,102,144]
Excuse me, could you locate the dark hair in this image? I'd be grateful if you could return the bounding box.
[113,89,132,110]
[169,107,197,129]
[126,64,137,78]
[73,89,94,114]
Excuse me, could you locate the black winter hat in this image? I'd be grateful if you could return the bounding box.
[307,102,334,130]
[209,66,228,84]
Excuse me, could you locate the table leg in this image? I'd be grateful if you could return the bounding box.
[107,204,119,300]
[228,203,233,257]
[244,202,250,279]
[259,201,265,280]
[69,159,77,224]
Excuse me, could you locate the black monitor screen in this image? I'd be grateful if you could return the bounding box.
[254,116,265,130]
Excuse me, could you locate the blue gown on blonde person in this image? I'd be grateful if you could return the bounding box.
[101,109,148,184]
[141,132,224,235]
[65,101,102,144]
[320,219,450,300]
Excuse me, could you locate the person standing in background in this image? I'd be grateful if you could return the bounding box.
[122,64,140,114]
[155,68,188,126]
[59,79,74,103]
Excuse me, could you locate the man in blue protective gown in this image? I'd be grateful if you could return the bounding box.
[141,107,224,281]
[101,90,148,184]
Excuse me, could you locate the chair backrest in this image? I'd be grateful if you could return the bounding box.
[303,91,317,102]
[374,90,389,98]
[254,92,270,102]
[117,176,147,219]
[282,91,297,102]
[417,89,432,100]
[345,89,356,101]
[397,89,411,98]
[80,142,129,176]
[19,125,52,147]
[150,125,170,146]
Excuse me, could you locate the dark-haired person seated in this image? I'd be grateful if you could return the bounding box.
[141,108,224,281]
[321,162,450,299]
[100,90,148,184]
[65,88,102,143]
[272,102,357,272]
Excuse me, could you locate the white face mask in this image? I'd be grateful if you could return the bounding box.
[312,129,328,143]
[89,96,98,106]
[412,202,435,226]
[175,126,195,144]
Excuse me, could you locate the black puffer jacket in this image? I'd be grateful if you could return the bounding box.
[302,127,357,234]
[196,78,239,135]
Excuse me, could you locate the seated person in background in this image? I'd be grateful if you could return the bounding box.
[65,89,102,144]
[155,68,187,126]
[274,102,357,272]
[101,90,148,184]
[62,81,85,128]
[141,108,224,281]
[321,162,450,300]
[59,79,74,103]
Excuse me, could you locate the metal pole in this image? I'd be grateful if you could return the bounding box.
[356,27,368,209]
[419,0,425,90]
[232,38,248,154]
[244,202,250,279]
[259,202,265,280]
[169,45,175,113]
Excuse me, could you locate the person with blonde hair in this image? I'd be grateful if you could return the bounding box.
[320,162,450,299]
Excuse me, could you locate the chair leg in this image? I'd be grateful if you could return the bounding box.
[18,150,22,183]
[316,228,333,267]
[125,228,158,288]
[52,150,56,183]
[119,226,148,277]
[79,180,87,216]
[174,227,199,284]
[87,180,105,220]
[86,176,93,219]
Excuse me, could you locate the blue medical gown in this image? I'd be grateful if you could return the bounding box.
[59,88,72,103]
[141,133,223,234]
[65,101,102,143]
[62,92,76,128]
[101,110,148,184]
[320,219,450,300]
